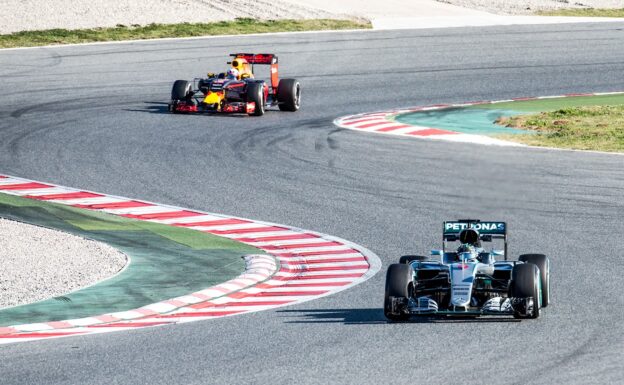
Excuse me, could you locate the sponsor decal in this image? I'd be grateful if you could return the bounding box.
[444,222,505,233]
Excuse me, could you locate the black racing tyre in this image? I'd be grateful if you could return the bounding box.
[246,82,265,116]
[277,78,301,111]
[510,263,540,319]
[384,263,412,321]
[519,253,550,307]
[399,255,429,264]
[171,80,192,100]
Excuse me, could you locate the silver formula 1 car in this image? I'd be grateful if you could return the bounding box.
[384,219,550,320]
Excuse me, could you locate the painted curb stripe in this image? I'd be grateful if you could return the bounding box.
[333,91,624,146]
[0,174,381,344]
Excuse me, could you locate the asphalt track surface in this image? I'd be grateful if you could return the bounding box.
[1,23,624,384]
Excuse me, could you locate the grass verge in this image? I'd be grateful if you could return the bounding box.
[495,105,624,152]
[469,93,624,112]
[537,8,624,17]
[0,18,371,49]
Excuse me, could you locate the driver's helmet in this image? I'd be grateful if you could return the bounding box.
[227,68,239,80]
[457,243,478,261]
[457,243,475,254]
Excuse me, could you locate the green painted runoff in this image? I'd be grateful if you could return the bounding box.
[394,93,624,137]
[0,192,262,326]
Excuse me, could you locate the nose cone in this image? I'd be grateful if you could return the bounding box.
[451,294,470,307]
[451,296,470,307]
[450,262,476,308]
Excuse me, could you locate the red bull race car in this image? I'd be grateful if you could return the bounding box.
[168,53,300,116]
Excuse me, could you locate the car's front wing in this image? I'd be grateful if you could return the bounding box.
[388,296,534,317]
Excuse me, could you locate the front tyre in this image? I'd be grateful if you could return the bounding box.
[384,263,412,321]
[246,82,265,116]
[519,254,550,307]
[171,80,192,100]
[510,263,541,319]
[277,78,301,111]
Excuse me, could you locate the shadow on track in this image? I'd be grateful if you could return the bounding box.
[123,101,170,114]
[277,308,521,324]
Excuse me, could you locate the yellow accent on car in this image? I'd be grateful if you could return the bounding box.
[204,91,224,105]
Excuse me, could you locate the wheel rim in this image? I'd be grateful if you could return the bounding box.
[545,259,550,304]
[534,269,541,317]
[294,84,301,108]
[536,271,542,308]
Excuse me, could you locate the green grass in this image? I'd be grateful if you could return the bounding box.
[469,94,624,112]
[495,105,624,152]
[0,18,371,48]
[537,8,624,17]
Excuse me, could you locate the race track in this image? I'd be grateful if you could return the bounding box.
[1,23,623,384]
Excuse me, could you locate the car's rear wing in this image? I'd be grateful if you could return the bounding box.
[230,53,279,91]
[230,53,278,65]
[444,220,506,237]
[443,219,508,259]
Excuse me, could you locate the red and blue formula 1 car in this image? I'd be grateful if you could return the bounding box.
[168,53,301,116]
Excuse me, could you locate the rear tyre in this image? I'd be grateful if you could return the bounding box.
[171,80,192,100]
[510,263,540,319]
[519,253,550,307]
[384,263,412,321]
[399,255,429,264]
[277,78,301,111]
[246,82,265,116]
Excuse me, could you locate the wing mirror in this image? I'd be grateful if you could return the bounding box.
[431,250,442,256]
[491,250,504,257]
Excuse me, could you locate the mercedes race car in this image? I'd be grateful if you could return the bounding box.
[384,219,550,320]
[168,53,300,116]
